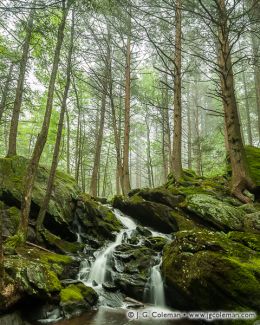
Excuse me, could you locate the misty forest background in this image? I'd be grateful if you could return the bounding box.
[0,0,260,200]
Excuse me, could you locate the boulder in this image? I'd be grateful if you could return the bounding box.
[59,283,98,318]
[185,194,245,231]
[162,229,260,311]
[112,195,178,233]
[111,244,158,300]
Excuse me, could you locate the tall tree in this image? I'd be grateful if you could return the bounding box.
[7,5,35,156]
[17,0,70,242]
[172,0,182,180]
[0,62,14,123]
[36,8,75,236]
[217,0,254,201]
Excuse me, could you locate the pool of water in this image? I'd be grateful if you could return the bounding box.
[51,307,197,325]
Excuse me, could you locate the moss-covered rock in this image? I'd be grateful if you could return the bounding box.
[60,283,98,318]
[0,245,75,311]
[112,195,178,233]
[74,194,123,246]
[228,231,260,252]
[0,156,80,241]
[185,194,245,231]
[162,229,260,311]
[245,145,260,187]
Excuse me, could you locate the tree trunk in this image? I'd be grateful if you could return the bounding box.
[122,25,132,195]
[90,71,108,197]
[36,8,74,237]
[217,0,254,203]
[0,205,4,290]
[17,2,69,242]
[65,107,71,174]
[7,7,35,157]
[172,0,182,180]
[187,84,192,169]
[74,78,81,184]
[241,70,252,145]
[0,63,14,123]
[102,144,110,197]
[162,79,171,181]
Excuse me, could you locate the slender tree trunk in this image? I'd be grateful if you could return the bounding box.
[65,107,71,174]
[162,80,171,181]
[17,3,69,242]
[241,71,253,145]
[74,78,81,184]
[217,0,254,203]
[172,0,182,180]
[250,32,260,141]
[187,84,192,169]
[0,63,14,123]
[122,25,132,194]
[102,144,110,197]
[194,79,202,175]
[36,9,74,236]
[90,72,108,197]
[7,7,35,157]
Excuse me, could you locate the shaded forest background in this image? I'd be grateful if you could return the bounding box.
[0,0,260,199]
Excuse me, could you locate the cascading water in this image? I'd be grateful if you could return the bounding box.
[148,258,166,307]
[78,207,167,309]
[83,209,137,286]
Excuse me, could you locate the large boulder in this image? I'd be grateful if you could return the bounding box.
[162,229,260,311]
[112,195,178,233]
[185,194,245,231]
[1,245,74,311]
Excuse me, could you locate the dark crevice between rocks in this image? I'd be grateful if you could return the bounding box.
[43,214,77,242]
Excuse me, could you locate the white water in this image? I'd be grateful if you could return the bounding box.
[79,207,167,308]
[86,209,137,285]
[149,258,166,306]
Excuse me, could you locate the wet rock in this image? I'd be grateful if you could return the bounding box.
[112,195,178,233]
[124,297,144,309]
[59,283,98,319]
[102,282,118,292]
[0,312,30,325]
[162,229,260,311]
[111,244,158,300]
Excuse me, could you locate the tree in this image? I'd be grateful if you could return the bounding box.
[7,4,35,156]
[36,7,75,237]
[17,0,70,242]
[172,0,183,180]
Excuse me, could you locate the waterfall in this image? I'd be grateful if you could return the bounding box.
[84,209,137,286]
[145,257,166,307]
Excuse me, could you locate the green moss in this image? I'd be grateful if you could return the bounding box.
[228,231,260,252]
[60,284,84,303]
[245,145,260,186]
[43,230,83,254]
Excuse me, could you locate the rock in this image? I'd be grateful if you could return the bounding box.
[111,244,158,300]
[244,212,260,234]
[245,145,260,187]
[124,297,144,309]
[228,231,260,252]
[102,282,118,292]
[1,245,73,311]
[162,229,260,311]
[0,312,30,325]
[59,283,98,318]
[185,194,245,231]
[144,236,169,251]
[129,188,185,209]
[0,156,80,239]
[75,194,123,245]
[112,195,178,233]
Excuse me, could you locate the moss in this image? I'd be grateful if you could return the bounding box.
[228,231,260,252]
[185,194,245,231]
[245,145,260,186]
[43,230,83,254]
[7,207,20,229]
[60,284,84,303]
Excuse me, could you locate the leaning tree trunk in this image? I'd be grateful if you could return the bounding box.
[242,70,253,145]
[172,0,182,180]
[217,0,254,203]
[17,3,69,242]
[36,8,74,237]
[7,6,35,157]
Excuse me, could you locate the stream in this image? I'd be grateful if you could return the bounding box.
[44,208,195,324]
